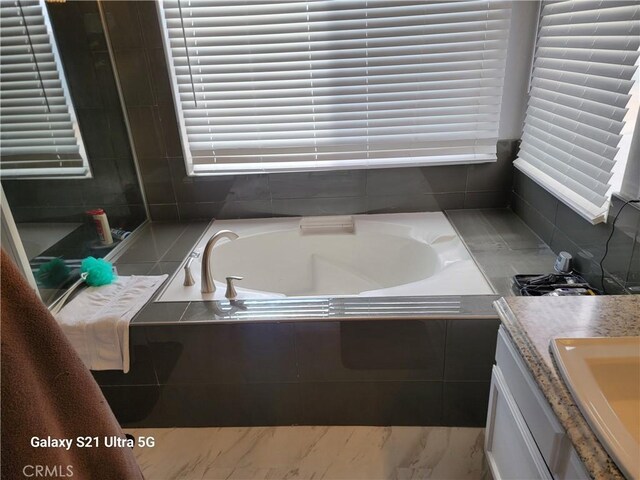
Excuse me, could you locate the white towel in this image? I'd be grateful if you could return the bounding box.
[55,275,167,373]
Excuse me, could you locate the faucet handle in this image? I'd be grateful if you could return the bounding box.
[183,251,200,286]
[225,276,243,300]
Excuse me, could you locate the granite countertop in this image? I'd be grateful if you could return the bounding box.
[494,295,640,480]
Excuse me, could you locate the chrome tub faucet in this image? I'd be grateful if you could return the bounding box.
[200,230,239,293]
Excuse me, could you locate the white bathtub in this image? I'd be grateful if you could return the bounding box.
[156,212,493,302]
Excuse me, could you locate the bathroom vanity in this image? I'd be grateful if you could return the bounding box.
[487,296,640,480]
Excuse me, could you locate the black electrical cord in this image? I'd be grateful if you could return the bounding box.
[599,199,640,294]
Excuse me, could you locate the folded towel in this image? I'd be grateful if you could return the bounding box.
[0,249,144,480]
[56,275,167,373]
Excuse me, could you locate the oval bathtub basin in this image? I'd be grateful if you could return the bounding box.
[156,212,494,301]
[214,230,439,296]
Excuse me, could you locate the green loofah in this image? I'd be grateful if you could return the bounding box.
[36,258,70,288]
[81,256,116,286]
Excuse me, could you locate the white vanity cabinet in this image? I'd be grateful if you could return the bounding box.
[485,326,590,480]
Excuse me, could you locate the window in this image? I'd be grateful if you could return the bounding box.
[514,0,640,224]
[0,0,89,179]
[159,0,513,175]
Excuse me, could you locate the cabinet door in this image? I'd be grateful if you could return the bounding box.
[558,445,591,480]
[485,366,552,480]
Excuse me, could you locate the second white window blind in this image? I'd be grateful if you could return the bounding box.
[159,0,512,175]
[514,0,640,223]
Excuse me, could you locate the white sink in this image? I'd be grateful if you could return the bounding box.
[551,336,640,480]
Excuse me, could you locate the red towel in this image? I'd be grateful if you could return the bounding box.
[1,250,144,480]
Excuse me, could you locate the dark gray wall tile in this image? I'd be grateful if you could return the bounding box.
[554,202,609,260]
[148,204,180,222]
[442,382,490,427]
[513,170,558,222]
[367,193,465,214]
[511,193,555,245]
[52,2,108,53]
[3,179,84,208]
[176,202,223,221]
[157,103,183,156]
[49,8,102,108]
[127,106,165,158]
[147,323,297,384]
[295,321,445,382]
[136,1,164,50]
[627,236,640,291]
[102,1,143,51]
[10,206,83,224]
[340,321,443,371]
[83,177,134,208]
[366,166,467,196]
[271,197,368,217]
[466,139,517,192]
[105,108,134,158]
[464,191,511,209]
[214,200,274,220]
[101,385,162,427]
[270,171,367,199]
[58,48,103,109]
[155,383,300,427]
[138,157,175,205]
[92,52,122,109]
[113,49,154,106]
[548,227,579,264]
[444,320,498,382]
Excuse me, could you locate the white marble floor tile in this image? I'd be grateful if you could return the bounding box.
[124,426,486,480]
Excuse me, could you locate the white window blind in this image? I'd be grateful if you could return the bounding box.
[0,0,89,179]
[514,0,640,224]
[159,0,512,175]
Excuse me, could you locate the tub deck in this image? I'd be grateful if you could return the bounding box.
[92,208,555,429]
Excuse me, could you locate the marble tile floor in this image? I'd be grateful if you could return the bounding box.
[124,426,488,480]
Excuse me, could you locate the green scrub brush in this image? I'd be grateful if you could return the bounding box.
[81,256,116,286]
[49,256,116,315]
[36,258,71,288]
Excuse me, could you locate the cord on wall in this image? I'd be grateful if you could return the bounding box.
[599,199,640,294]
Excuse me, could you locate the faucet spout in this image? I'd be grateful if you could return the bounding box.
[201,229,239,293]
